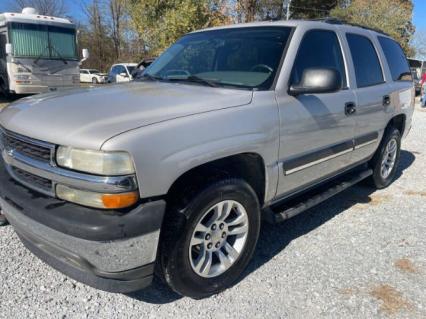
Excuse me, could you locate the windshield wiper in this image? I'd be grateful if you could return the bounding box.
[33,45,50,65]
[50,45,68,65]
[33,44,68,66]
[141,73,163,81]
[168,75,219,87]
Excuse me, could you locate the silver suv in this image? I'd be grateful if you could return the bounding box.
[0,20,414,298]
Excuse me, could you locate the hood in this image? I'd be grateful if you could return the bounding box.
[0,82,253,150]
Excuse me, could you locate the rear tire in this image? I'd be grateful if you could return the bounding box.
[158,179,261,299]
[368,128,401,189]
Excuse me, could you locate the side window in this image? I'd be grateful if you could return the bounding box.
[378,36,412,81]
[346,33,384,88]
[111,66,119,75]
[117,66,126,75]
[0,34,6,59]
[291,29,347,88]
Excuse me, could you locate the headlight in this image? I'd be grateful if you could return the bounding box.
[56,146,135,175]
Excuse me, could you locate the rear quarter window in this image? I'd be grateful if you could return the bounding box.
[378,36,412,81]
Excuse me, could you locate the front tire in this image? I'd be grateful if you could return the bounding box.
[369,128,401,189]
[92,77,98,84]
[159,179,261,299]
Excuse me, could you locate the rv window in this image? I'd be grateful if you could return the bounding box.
[9,23,77,60]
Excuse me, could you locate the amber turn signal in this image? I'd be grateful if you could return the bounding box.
[102,192,139,209]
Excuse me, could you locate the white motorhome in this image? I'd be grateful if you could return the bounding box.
[0,8,88,96]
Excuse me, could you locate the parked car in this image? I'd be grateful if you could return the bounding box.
[131,57,157,79]
[80,69,108,84]
[107,63,137,83]
[0,20,414,299]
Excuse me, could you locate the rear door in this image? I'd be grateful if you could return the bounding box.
[344,32,391,163]
[276,28,357,196]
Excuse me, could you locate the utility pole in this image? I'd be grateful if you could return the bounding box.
[286,0,292,20]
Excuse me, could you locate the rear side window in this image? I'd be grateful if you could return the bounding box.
[291,29,347,88]
[378,36,412,81]
[346,33,384,88]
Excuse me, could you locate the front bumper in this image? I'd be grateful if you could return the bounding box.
[12,84,80,95]
[0,160,166,293]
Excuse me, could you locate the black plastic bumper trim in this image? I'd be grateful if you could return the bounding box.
[19,233,154,293]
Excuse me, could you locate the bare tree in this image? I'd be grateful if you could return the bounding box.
[80,0,119,71]
[109,0,126,60]
[11,0,67,17]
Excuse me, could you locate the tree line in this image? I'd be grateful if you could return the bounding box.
[8,0,416,71]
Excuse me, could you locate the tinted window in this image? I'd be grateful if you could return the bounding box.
[346,33,384,88]
[291,30,346,88]
[378,36,411,81]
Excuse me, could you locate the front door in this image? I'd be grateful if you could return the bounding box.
[276,29,357,197]
[116,65,130,83]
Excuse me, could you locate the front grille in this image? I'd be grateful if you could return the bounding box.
[0,128,55,196]
[11,166,53,193]
[1,130,52,163]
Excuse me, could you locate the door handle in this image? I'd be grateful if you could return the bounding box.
[345,102,356,116]
[383,95,391,106]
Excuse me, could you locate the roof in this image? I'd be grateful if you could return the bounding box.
[193,19,389,37]
[113,63,138,66]
[0,11,74,28]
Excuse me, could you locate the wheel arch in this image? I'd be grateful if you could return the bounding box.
[386,113,406,135]
[166,152,267,207]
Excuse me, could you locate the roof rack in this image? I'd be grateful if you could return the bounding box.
[312,17,390,36]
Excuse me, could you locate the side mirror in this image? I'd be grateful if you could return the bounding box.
[5,43,12,55]
[82,49,89,59]
[289,68,342,96]
[119,72,129,77]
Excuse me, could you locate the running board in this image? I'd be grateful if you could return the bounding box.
[263,169,373,224]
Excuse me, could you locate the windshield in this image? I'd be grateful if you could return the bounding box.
[10,22,78,60]
[143,27,292,90]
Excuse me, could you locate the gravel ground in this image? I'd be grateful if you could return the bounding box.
[0,100,425,319]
